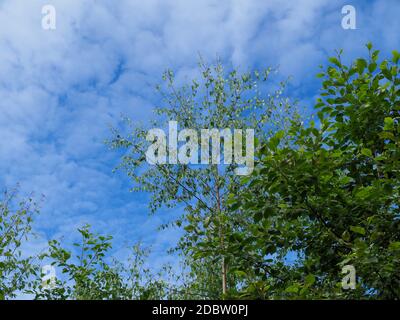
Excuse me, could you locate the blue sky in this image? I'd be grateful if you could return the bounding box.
[0,0,399,269]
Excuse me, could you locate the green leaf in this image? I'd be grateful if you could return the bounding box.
[372,50,380,62]
[383,117,394,130]
[184,225,195,232]
[368,62,377,73]
[305,274,316,286]
[339,176,354,185]
[355,186,374,200]
[329,57,341,68]
[392,50,400,64]
[350,226,366,235]
[360,148,372,157]
[356,59,367,74]
[229,202,241,211]
[285,284,299,294]
[388,242,400,251]
[342,230,351,242]
[234,270,247,278]
[379,131,395,140]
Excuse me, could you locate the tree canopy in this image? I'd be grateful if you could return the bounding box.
[1,44,399,300]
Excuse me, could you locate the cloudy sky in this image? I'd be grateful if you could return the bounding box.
[1,0,399,268]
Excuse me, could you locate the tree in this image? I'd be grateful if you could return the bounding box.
[4,44,397,301]
[230,44,400,299]
[0,187,39,299]
[31,225,172,300]
[109,60,297,297]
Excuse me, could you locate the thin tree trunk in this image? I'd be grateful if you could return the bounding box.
[221,256,227,296]
[214,166,227,296]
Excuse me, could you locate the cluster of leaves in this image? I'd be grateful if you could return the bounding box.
[228,44,400,299]
[0,191,176,300]
[29,225,173,300]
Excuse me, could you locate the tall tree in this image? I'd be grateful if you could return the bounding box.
[109,61,297,297]
[230,44,400,299]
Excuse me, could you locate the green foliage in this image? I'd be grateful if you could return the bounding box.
[108,59,298,298]
[229,44,400,299]
[2,44,399,301]
[0,188,39,299]
[31,225,172,300]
